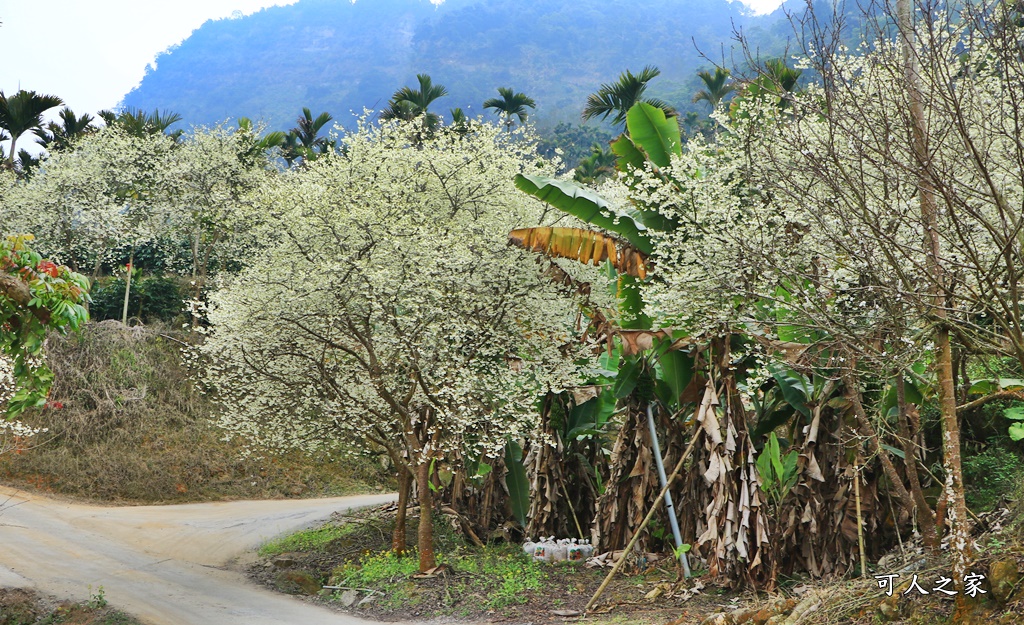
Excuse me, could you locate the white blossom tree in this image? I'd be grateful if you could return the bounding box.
[162,123,272,296]
[204,118,589,571]
[641,0,1024,596]
[1,126,177,276]
[2,123,275,326]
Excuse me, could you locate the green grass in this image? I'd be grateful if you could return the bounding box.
[259,522,360,557]
[329,550,423,610]
[459,547,544,608]
[331,550,421,588]
[260,511,549,616]
[488,557,544,608]
[327,544,545,610]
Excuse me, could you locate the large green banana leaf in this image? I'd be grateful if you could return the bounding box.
[659,348,694,406]
[617,102,682,170]
[610,103,682,233]
[504,439,530,528]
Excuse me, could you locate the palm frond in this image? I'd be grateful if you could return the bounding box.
[381,99,418,122]
[582,66,664,127]
[582,91,620,123]
[692,68,735,109]
[483,86,536,128]
[414,74,449,109]
[388,74,449,120]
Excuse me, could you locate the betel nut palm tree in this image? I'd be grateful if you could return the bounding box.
[582,65,674,129]
[279,107,334,164]
[0,89,64,168]
[98,107,184,140]
[692,67,735,110]
[44,107,98,152]
[381,74,449,131]
[483,87,537,132]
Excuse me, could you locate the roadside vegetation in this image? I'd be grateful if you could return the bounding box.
[0,587,143,625]
[254,496,1024,625]
[250,503,706,623]
[0,321,389,502]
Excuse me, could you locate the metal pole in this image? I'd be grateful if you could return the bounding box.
[585,422,701,613]
[647,403,690,577]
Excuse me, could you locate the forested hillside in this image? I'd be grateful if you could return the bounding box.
[121,0,796,129]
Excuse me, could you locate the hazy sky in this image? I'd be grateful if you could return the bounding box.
[1,0,783,126]
[0,1,303,115]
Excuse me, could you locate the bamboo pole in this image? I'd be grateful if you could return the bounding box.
[121,250,134,325]
[854,455,867,579]
[560,480,585,539]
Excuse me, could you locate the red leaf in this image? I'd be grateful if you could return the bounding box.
[37,260,59,278]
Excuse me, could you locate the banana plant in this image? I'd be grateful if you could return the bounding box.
[1005,406,1024,442]
[513,102,682,254]
[512,101,683,332]
[505,438,530,528]
[508,227,648,279]
[512,386,617,538]
[511,101,692,404]
[557,387,618,500]
[756,432,799,507]
[509,102,703,556]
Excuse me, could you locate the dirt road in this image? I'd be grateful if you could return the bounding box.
[0,487,401,625]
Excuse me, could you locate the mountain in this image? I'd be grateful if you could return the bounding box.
[121,0,798,132]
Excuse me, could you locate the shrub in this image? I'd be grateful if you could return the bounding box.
[961,443,1024,511]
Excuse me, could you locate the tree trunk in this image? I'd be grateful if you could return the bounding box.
[191,228,202,328]
[896,375,938,549]
[121,249,134,325]
[6,133,18,169]
[415,459,436,572]
[897,0,969,603]
[936,329,970,597]
[392,468,412,554]
[844,371,915,515]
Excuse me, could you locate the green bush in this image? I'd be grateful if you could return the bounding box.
[962,443,1024,511]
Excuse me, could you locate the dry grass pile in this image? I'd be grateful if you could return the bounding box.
[0,321,388,502]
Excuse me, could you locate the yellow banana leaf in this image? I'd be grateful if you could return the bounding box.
[509,227,648,279]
